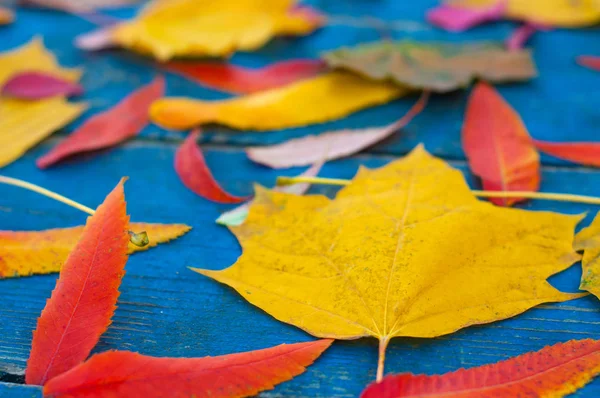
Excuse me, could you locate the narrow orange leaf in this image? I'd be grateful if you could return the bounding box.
[578,55,600,71]
[43,340,333,397]
[0,223,190,278]
[462,82,540,206]
[361,339,600,397]
[534,140,600,167]
[25,180,130,385]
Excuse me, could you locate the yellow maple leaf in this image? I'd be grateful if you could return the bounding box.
[448,0,600,27]
[0,39,85,168]
[111,0,323,60]
[194,146,584,379]
[0,223,191,278]
[574,213,600,299]
[150,72,407,131]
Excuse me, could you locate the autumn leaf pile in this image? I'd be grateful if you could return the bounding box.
[3,0,600,397]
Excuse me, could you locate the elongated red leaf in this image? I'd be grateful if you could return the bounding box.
[361,339,600,398]
[2,72,83,99]
[44,340,332,397]
[25,180,130,386]
[462,82,540,206]
[164,59,326,94]
[175,130,249,203]
[37,76,164,168]
[578,56,600,71]
[247,91,429,169]
[534,140,600,167]
[426,0,506,32]
[506,23,537,50]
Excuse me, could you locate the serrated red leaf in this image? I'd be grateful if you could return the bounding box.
[43,340,332,398]
[361,339,600,398]
[164,59,326,94]
[175,130,249,204]
[25,180,130,386]
[578,56,600,71]
[534,140,600,167]
[2,71,83,100]
[36,76,165,169]
[462,82,540,206]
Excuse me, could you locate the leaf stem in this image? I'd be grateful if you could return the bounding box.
[0,175,149,247]
[376,337,389,382]
[276,176,600,206]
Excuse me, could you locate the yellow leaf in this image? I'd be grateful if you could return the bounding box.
[150,72,408,131]
[0,223,191,278]
[448,0,600,27]
[0,38,82,87]
[0,39,86,168]
[194,146,584,378]
[0,97,86,168]
[111,0,323,60]
[574,213,600,299]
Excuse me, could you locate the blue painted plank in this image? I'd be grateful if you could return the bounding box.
[2,141,600,396]
[0,383,40,398]
[0,1,598,169]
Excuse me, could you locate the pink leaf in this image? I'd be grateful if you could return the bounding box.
[578,56,600,71]
[246,91,429,169]
[2,72,83,100]
[75,27,116,51]
[164,59,327,94]
[36,76,164,168]
[506,22,549,50]
[175,130,249,204]
[426,0,507,32]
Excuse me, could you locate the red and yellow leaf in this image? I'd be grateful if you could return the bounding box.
[175,130,249,203]
[43,340,333,398]
[37,76,165,168]
[361,339,600,398]
[25,180,130,385]
[534,140,600,167]
[164,59,326,94]
[462,82,540,206]
[0,223,190,279]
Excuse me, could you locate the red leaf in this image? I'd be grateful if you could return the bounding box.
[164,59,326,94]
[534,140,600,167]
[43,340,332,398]
[2,71,83,100]
[247,91,429,169]
[578,55,600,71]
[426,0,506,32]
[361,339,600,398]
[25,180,130,386]
[505,24,537,51]
[175,130,249,204]
[36,76,165,169]
[462,82,540,206]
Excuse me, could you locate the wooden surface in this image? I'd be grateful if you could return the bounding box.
[1,1,600,397]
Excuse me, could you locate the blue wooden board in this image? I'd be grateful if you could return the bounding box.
[1,1,600,397]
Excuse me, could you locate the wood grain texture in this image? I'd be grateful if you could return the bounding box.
[2,141,600,397]
[1,1,600,397]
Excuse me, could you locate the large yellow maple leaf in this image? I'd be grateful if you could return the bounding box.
[0,223,191,278]
[150,72,407,131]
[0,38,86,168]
[111,0,323,60]
[448,0,600,27]
[195,146,584,378]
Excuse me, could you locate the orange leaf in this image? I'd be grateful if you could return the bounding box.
[534,140,600,167]
[0,223,190,279]
[462,82,540,206]
[43,340,333,397]
[25,180,130,385]
[361,339,600,397]
[578,55,600,71]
